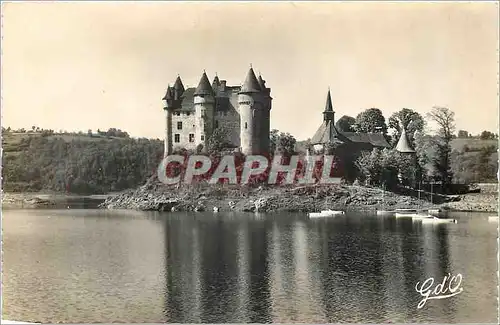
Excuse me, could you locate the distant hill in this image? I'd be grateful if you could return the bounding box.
[2,131,164,194]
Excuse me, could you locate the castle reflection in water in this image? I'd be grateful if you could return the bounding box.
[159,212,495,323]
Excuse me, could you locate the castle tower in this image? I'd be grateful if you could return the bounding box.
[323,89,335,122]
[257,73,272,154]
[173,75,185,100]
[194,71,215,149]
[238,67,263,155]
[162,85,175,157]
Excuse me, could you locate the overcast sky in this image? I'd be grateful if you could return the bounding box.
[2,1,498,140]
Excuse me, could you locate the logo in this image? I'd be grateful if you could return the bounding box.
[157,154,343,186]
[415,273,463,309]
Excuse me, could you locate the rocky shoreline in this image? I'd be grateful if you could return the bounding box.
[3,183,496,214]
[98,181,460,213]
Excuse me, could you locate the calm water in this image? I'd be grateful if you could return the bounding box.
[2,209,498,323]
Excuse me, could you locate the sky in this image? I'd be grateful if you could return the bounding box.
[1,1,499,140]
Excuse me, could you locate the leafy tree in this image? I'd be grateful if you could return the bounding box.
[426,106,456,185]
[353,108,388,134]
[480,130,495,140]
[335,115,356,132]
[388,108,425,146]
[457,130,469,138]
[206,127,231,156]
[270,129,296,156]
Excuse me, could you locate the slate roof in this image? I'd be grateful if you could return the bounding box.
[324,89,333,112]
[311,120,390,148]
[240,68,262,93]
[194,72,215,96]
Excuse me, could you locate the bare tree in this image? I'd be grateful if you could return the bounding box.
[427,106,455,141]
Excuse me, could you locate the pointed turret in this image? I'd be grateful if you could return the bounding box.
[194,71,215,96]
[162,85,173,101]
[395,128,415,153]
[212,74,220,91]
[239,67,262,93]
[257,74,266,91]
[322,89,335,122]
[173,75,185,100]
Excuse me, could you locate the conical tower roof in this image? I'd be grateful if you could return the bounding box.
[173,75,185,93]
[212,75,220,90]
[162,85,173,101]
[257,74,266,91]
[240,67,261,93]
[324,89,333,112]
[395,128,415,153]
[194,71,215,96]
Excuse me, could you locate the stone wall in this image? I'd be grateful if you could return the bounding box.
[171,111,197,151]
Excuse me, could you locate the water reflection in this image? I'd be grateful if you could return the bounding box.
[2,210,498,323]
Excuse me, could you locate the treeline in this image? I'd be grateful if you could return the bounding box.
[2,134,164,194]
[2,126,131,138]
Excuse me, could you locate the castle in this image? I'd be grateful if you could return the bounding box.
[162,67,272,156]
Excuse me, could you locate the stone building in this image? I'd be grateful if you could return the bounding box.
[309,89,391,180]
[310,89,391,154]
[162,67,272,156]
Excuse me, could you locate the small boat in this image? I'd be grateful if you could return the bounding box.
[421,217,457,224]
[428,208,441,215]
[488,216,499,222]
[308,209,344,218]
[321,209,345,215]
[412,213,435,219]
[376,210,395,216]
[394,209,418,218]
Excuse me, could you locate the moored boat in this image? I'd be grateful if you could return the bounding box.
[376,210,395,216]
[308,209,344,218]
[488,215,499,222]
[394,209,418,218]
[421,217,457,224]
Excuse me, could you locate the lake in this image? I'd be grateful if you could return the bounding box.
[1,209,498,323]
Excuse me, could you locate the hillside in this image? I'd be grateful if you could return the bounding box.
[2,131,164,194]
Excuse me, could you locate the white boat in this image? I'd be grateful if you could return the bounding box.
[376,210,395,216]
[308,209,344,218]
[488,215,499,222]
[412,213,435,219]
[394,209,418,218]
[321,209,344,215]
[428,208,442,215]
[421,217,457,224]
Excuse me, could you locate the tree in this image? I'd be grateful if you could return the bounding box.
[427,106,455,141]
[206,127,230,156]
[353,108,387,134]
[426,106,456,185]
[480,130,495,140]
[388,108,425,146]
[457,130,469,138]
[335,115,356,132]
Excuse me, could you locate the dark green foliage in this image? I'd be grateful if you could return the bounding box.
[480,130,496,140]
[353,108,388,134]
[335,115,356,132]
[2,135,163,194]
[388,108,425,147]
[270,129,297,156]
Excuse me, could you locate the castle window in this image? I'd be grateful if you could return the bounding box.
[177,122,182,130]
[186,112,191,116]
[189,134,195,143]
[174,134,180,143]
[245,122,248,129]
[175,112,180,116]
[215,120,219,128]
[201,135,205,141]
